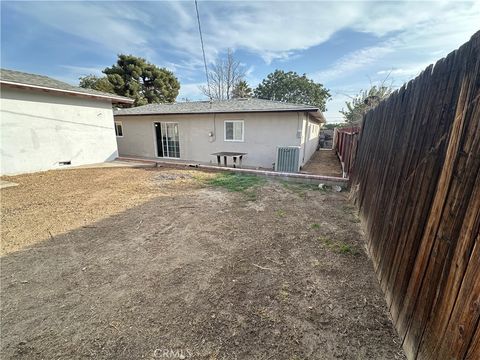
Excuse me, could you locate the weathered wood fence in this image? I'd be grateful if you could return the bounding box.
[333,126,360,177]
[351,31,480,359]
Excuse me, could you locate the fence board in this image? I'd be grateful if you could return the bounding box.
[333,126,359,177]
[350,31,480,360]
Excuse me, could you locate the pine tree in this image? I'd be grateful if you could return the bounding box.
[79,54,180,107]
[232,80,252,98]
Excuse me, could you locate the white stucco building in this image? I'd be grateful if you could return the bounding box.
[0,69,133,175]
[114,98,325,171]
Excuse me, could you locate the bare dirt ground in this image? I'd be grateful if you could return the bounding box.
[301,150,343,178]
[0,167,405,359]
[1,167,164,255]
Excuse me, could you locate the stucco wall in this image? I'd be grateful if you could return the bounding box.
[300,114,321,166]
[115,112,307,169]
[1,87,118,175]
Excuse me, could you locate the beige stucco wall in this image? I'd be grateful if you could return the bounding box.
[300,114,321,166]
[1,87,118,175]
[115,111,314,169]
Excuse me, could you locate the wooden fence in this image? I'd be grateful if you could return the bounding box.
[333,126,360,177]
[350,31,480,360]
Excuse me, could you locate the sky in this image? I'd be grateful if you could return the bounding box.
[1,1,479,123]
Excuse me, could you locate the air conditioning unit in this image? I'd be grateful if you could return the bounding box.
[275,146,300,173]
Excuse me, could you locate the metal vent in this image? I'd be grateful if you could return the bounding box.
[275,146,300,173]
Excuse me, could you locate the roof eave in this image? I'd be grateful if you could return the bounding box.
[309,111,326,124]
[0,80,134,104]
[114,108,320,117]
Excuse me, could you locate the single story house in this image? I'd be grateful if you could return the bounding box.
[0,69,133,175]
[114,98,325,170]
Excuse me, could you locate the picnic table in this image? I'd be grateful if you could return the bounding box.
[211,152,247,168]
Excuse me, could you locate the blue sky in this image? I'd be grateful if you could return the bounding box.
[2,1,479,123]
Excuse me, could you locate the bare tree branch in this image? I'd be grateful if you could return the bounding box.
[200,49,246,100]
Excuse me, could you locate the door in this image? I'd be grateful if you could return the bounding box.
[154,122,180,158]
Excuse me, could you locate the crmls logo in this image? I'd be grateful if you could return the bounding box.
[153,348,193,358]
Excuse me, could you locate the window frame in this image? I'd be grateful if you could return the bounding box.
[115,121,123,137]
[224,120,244,142]
[153,121,180,159]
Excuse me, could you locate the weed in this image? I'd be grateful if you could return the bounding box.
[244,191,257,202]
[205,173,265,200]
[279,289,290,299]
[310,223,320,229]
[318,237,358,255]
[275,209,286,217]
[207,172,265,191]
[338,244,355,254]
[319,236,333,247]
[280,180,320,198]
[279,283,290,300]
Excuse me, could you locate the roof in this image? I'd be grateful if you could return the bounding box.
[0,68,133,104]
[114,98,325,121]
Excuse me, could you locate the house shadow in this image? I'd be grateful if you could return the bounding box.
[0,192,225,358]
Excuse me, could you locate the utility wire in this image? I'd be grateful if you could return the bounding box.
[195,0,210,99]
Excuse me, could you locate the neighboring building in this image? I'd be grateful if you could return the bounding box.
[0,69,133,175]
[319,129,334,149]
[114,98,325,170]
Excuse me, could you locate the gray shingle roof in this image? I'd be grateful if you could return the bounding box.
[114,98,323,119]
[0,68,133,103]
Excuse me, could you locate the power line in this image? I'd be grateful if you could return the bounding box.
[194,0,210,99]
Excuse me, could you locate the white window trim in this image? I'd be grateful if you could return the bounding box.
[115,121,123,137]
[224,120,244,142]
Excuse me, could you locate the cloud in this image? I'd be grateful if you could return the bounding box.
[7,1,478,73]
[376,63,431,78]
[61,65,104,77]
[311,1,480,84]
[178,82,207,102]
[162,1,362,64]
[161,0,479,67]
[3,0,479,113]
[323,93,352,124]
[4,2,153,56]
[312,45,395,83]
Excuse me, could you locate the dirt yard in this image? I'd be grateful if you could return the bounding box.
[301,150,343,178]
[0,167,405,359]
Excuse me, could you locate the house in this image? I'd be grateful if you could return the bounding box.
[114,98,325,170]
[0,69,133,175]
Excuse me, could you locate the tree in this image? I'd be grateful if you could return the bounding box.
[339,85,392,124]
[323,123,344,130]
[232,80,252,98]
[79,75,114,93]
[79,54,180,106]
[254,70,331,111]
[200,49,245,100]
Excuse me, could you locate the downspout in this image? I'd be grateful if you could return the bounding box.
[209,113,216,143]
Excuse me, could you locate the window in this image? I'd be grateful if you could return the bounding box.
[115,121,123,137]
[224,120,244,142]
